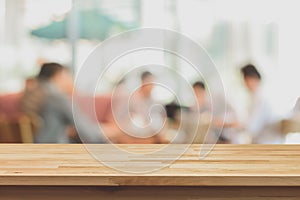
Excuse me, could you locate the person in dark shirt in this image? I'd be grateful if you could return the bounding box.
[21,63,106,143]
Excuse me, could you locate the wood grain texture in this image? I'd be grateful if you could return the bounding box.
[1,144,300,186]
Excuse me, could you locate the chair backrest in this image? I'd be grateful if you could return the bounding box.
[281,119,300,135]
[0,93,35,143]
[0,115,21,142]
[74,94,112,123]
[0,93,22,121]
[94,95,112,123]
[181,111,211,144]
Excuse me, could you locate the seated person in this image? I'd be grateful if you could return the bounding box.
[112,71,167,144]
[190,81,239,144]
[240,64,282,144]
[21,63,106,143]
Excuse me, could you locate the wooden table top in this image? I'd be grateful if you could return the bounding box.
[0,144,300,186]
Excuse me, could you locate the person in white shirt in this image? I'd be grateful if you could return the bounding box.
[240,64,282,144]
[112,71,167,143]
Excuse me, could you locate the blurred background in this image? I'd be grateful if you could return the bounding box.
[0,0,300,144]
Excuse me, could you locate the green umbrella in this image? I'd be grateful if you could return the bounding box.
[31,20,67,39]
[31,9,137,40]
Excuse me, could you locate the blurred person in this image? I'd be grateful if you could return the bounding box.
[240,64,282,144]
[189,81,212,143]
[21,63,106,143]
[130,71,166,142]
[192,81,211,113]
[113,71,167,143]
[189,81,239,144]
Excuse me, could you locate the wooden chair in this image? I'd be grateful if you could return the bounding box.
[281,119,300,135]
[0,93,37,143]
[0,114,37,143]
